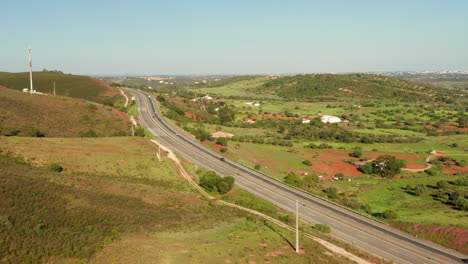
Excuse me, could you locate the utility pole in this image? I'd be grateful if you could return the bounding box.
[131,124,134,136]
[53,81,56,96]
[296,200,299,253]
[28,46,33,93]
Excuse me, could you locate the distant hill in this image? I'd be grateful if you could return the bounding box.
[0,87,130,137]
[0,71,119,105]
[249,73,442,102]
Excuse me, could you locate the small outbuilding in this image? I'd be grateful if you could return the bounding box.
[321,115,341,124]
[211,131,235,138]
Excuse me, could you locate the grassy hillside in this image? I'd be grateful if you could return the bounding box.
[249,73,444,102]
[0,87,130,137]
[0,137,354,264]
[0,71,119,105]
[189,76,276,99]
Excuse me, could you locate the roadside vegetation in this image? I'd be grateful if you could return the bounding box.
[1,136,370,263]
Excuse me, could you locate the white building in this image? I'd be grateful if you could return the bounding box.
[302,118,311,124]
[321,115,341,124]
[202,95,213,100]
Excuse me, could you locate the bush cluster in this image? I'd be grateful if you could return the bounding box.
[199,171,235,194]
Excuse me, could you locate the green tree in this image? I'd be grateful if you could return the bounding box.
[216,176,235,194]
[199,171,221,192]
[374,155,404,178]
[254,164,261,170]
[302,160,312,166]
[360,162,374,174]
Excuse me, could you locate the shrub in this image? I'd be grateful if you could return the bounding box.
[30,128,45,137]
[302,160,312,166]
[349,148,362,158]
[426,166,439,176]
[216,137,228,146]
[436,181,447,189]
[335,173,344,179]
[254,164,261,170]
[454,176,468,186]
[314,224,331,233]
[360,162,374,174]
[303,174,319,188]
[284,172,304,188]
[220,147,227,153]
[134,126,145,137]
[79,129,98,138]
[49,163,63,172]
[324,187,339,199]
[414,184,427,196]
[453,197,468,211]
[382,210,398,220]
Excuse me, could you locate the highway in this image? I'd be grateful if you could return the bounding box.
[128,88,467,264]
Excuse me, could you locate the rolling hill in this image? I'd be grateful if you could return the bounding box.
[0,71,119,105]
[248,73,446,102]
[0,87,130,137]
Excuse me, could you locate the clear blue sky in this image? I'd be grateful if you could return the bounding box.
[2,0,468,75]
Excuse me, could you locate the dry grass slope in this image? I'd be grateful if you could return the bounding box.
[0,87,130,137]
[0,71,118,105]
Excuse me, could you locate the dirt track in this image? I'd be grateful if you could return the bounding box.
[150,139,372,264]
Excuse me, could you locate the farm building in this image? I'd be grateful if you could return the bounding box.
[321,115,341,124]
[211,131,235,138]
[302,118,311,124]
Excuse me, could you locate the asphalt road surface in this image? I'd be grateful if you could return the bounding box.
[128,88,467,264]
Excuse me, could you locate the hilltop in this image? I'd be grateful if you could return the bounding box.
[0,87,130,137]
[248,73,446,102]
[0,71,119,105]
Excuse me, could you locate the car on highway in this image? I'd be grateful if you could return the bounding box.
[219,157,225,161]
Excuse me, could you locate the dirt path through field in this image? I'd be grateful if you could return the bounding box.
[119,88,129,107]
[150,139,372,264]
[402,153,468,172]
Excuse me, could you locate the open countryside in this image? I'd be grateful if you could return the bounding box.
[1,1,468,264]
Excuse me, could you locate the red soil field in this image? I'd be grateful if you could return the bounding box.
[405,163,427,169]
[310,150,362,177]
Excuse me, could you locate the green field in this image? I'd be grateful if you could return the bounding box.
[190,76,277,98]
[355,175,468,228]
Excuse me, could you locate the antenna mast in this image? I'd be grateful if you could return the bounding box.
[28,46,34,93]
